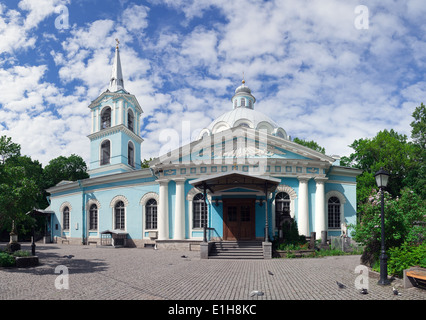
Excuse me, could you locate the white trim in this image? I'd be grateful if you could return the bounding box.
[100,138,112,166]
[109,195,129,208]
[86,198,101,234]
[140,192,159,237]
[140,192,159,206]
[187,189,211,239]
[60,202,72,233]
[272,185,297,232]
[111,197,127,231]
[325,190,346,231]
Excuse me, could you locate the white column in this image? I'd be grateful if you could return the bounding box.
[118,100,123,125]
[314,177,327,236]
[96,107,101,132]
[297,177,309,236]
[91,110,95,133]
[174,178,186,240]
[158,180,169,240]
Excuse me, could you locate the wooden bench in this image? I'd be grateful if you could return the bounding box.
[404,267,426,289]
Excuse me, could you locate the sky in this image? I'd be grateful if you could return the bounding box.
[0,0,425,167]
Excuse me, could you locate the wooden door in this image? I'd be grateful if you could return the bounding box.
[223,199,255,241]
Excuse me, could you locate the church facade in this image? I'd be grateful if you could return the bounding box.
[46,44,361,257]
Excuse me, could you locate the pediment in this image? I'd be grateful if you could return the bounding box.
[153,127,334,166]
[88,91,143,113]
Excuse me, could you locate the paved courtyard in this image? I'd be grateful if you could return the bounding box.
[1,243,425,301]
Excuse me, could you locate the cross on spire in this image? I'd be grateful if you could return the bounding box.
[109,39,125,92]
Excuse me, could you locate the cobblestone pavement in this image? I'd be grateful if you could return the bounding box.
[1,243,425,301]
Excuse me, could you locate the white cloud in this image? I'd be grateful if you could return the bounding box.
[1,0,425,166]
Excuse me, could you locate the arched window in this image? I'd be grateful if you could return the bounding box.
[241,98,245,107]
[63,206,70,230]
[275,192,290,227]
[101,107,111,129]
[328,197,341,229]
[89,204,98,230]
[193,193,207,229]
[128,141,134,167]
[100,140,110,165]
[234,99,237,108]
[248,99,253,109]
[128,109,134,132]
[145,199,157,230]
[114,201,125,230]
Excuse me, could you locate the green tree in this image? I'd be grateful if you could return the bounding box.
[352,188,426,267]
[0,161,40,235]
[293,137,325,154]
[0,135,20,164]
[141,157,153,169]
[340,129,418,204]
[406,103,426,199]
[42,154,89,189]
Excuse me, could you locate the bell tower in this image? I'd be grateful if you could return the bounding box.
[87,40,144,177]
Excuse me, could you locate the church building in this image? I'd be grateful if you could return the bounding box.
[46,43,361,258]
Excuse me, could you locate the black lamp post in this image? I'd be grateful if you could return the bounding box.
[374,167,390,286]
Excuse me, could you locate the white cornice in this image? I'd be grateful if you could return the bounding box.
[46,168,154,195]
[87,124,144,143]
[88,91,143,114]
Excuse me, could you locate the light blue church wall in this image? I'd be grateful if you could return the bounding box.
[49,175,158,243]
[50,191,84,240]
[325,177,357,237]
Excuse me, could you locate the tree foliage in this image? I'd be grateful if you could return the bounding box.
[0,136,89,236]
[352,188,426,267]
[42,154,89,189]
[340,129,419,204]
[293,137,325,154]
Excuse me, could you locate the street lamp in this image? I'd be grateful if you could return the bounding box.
[374,167,391,286]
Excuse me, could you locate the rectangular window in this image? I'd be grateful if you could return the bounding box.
[193,202,207,229]
[146,206,157,229]
[63,211,70,230]
[328,204,340,229]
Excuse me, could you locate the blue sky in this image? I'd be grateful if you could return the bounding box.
[0,0,425,166]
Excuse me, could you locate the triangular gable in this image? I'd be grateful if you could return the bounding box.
[152,126,334,165]
[88,91,143,113]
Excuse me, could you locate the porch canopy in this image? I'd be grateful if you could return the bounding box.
[189,171,281,242]
[189,171,281,194]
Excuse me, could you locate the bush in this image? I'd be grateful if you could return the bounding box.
[386,242,426,278]
[12,250,31,257]
[0,252,15,267]
[280,220,306,245]
[352,188,426,267]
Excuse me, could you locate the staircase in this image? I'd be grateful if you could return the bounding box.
[209,241,264,259]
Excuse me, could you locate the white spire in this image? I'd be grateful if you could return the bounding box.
[108,39,125,92]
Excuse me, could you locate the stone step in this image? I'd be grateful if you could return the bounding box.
[209,241,264,259]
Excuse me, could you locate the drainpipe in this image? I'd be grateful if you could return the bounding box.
[264,182,269,243]
[203,182,208,243]
[78,180,86,245]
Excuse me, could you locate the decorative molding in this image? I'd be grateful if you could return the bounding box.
[86,198,101,211]
[186,187,212,202]
[60,202,72,213]
[109,195,129,207]
[140,192,159,206]
[275,184,297,200]
[325,190,346,204]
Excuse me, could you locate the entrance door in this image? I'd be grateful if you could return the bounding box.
[223,199,255,241]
